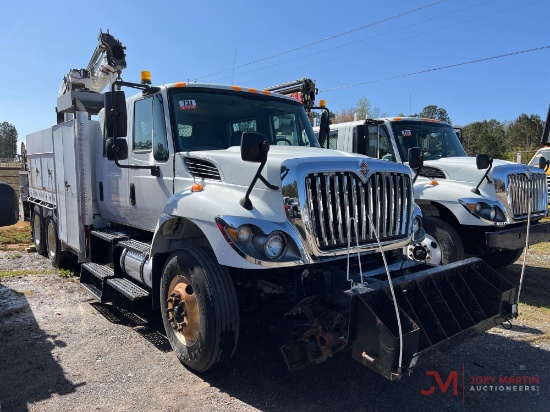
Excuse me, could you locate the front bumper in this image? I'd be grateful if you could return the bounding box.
[485,221,550,250]
[349,258,516,380]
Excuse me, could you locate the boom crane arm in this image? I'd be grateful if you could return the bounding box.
[265,78,317,108]
[58,30,127,97]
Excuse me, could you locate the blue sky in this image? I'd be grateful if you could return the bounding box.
[1,0,549,146]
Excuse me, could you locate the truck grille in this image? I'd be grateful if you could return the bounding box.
[507,172,548,219]
[305,172,412,250]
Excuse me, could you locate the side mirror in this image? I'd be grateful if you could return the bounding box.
[106,138,128,161]
[408,147,423,170]
[538,156,548,170]
[318,111,329,148]
[241,132,270,163]
[0,183,18,227]
[104,90,127,138]
[476,153,492,170]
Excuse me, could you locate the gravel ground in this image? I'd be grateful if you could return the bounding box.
[0,249,548,412]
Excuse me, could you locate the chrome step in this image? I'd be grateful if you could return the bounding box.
[106,277,150,301]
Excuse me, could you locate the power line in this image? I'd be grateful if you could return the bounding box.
[193,0,448,81]
[209,0,499,84]
[319,45,550,92]
[241,0,541,86]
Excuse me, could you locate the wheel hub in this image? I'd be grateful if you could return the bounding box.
[405,234,442,265]
[166,276,200,345]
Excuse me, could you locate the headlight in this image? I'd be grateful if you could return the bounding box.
[490,207,496,221]
[264,232,286,259]
[236,225,253,244]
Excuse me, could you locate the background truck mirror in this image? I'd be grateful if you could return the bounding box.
[408,147,423,169]
[539,156,549,171]
[318,111,329,147]
[104,90,127,138]
[241,132,270,163]
[476,153,492,170]
[106,138,128,161]
[0,183,18,227]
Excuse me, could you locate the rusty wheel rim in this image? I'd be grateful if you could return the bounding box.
[166,275,200,346]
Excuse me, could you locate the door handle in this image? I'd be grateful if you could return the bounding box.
[130,183,136,206]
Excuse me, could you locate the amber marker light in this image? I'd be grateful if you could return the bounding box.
[429,180,439,186]
[191,183,204,192]
[141,70,152,84]
[394,117,402,121]
[174,82,187,87]
[248,88,258,93]
[319,99,327,108]
[232,85,242,91]
[262,90,271,95]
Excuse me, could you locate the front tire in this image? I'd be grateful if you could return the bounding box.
[160,247,239,372]
[421,216,464,265]
[32,206,46,255]
[482,248,523,268]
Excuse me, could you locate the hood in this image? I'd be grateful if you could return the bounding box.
[184,146,392,188]
[422,157,522,184]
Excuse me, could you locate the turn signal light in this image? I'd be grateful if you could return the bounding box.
[191,183,203,192]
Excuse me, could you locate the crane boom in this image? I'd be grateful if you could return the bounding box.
[58,30,127,97]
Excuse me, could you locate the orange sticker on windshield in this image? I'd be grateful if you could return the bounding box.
[179,100,197,110]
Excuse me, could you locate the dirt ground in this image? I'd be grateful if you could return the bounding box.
[0,243,549,411]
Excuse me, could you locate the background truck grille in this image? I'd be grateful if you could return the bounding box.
[305,172,412,250]
[507,172,548,219]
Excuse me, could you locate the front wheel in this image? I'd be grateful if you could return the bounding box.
[160,247,239,372]
[418,216,464,265]
[482,248,523,268]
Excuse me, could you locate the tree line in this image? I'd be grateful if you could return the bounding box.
[331,98,545,161]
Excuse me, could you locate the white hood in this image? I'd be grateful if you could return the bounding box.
[186,146,381,188]
[422,157,521,184]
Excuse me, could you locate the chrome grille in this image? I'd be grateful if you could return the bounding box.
[305,172,412,250]
[507,172,548,219]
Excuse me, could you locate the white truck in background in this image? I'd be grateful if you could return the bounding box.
[18,32,521,379]
[324,118,550,267]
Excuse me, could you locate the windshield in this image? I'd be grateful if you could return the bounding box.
[529,149,550,167]
[169,88,319,151]
[390,121,466,161]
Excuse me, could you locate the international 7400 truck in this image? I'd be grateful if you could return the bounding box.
[326,118,550,267]
[19,32,521,379]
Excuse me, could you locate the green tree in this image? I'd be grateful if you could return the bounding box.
[414,105,452,124]
[0,122,18,159]
[462,120,506,158]
[506,113,543,152]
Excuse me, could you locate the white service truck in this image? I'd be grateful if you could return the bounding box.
[19,33,520,379]
[325,118,550,267]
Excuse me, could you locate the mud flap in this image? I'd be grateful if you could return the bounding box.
[349,258,517,380]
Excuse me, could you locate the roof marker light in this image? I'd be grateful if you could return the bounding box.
[232,85,242,91]
[174,82,187,87]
